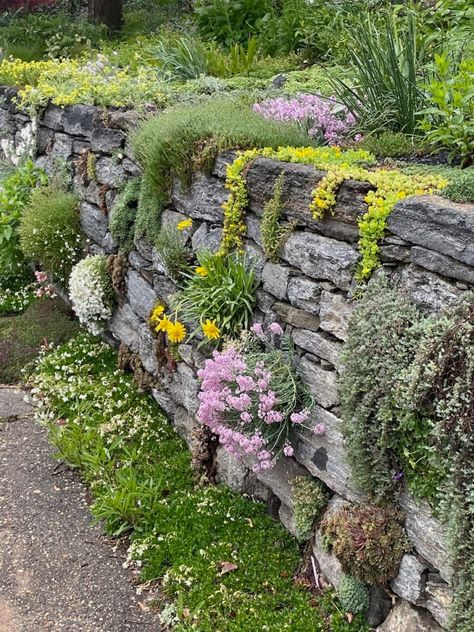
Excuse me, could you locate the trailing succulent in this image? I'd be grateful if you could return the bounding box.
[321,503,410,585]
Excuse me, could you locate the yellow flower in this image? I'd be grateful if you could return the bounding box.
[177,218,193,231]
[196,266,208,277]
[155,316,172,333]
[150,304,165,322]
[167,321,187,344]
[202,319,220,340]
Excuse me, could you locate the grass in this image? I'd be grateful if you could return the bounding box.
[0,299,80,384]
[30,334,370,632]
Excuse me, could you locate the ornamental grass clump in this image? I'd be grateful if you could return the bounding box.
[321,504,410,585]
[197,323,317,472]
[69,255,114,335]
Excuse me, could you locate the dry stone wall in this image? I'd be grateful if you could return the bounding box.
[2,91,473,631]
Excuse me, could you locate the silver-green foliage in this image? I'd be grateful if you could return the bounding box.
[292,476,329,542]
[337,576,370,615]
[261,172,296,263]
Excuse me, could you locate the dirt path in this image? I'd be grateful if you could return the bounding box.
[0,387,161,632]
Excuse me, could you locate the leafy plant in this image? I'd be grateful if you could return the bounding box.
[337,576,370,615]
[261,172,296,262]
[194,0,272,46]
[19,186,81,285]
[69,255,115,334]
[329,9,427,133]
[441,166,474,202]
[420,54,474,167]
[154,224,192,281]
[357,131,429,159]
[292,476,329,542]
[109,178,140,253]
[174,252,258,337]
[322,503,410,585]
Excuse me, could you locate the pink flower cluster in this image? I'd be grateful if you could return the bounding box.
[34,270,57,299]
[253,94,356,145]
[197,322,322,472]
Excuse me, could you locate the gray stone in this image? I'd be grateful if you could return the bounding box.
[37,126,54,154]
[168,363,200,415]
[411,246,474,285]
[153,274,178,304]
[151,249,166,274]
[397,266,460,313]
[42,104,65,131]
[73,139,90,155]
[245,213,262,247]
[215,447,272,502]
[95,156,126,189]
[281,232,358,290]
[380,243,412,262]
[287,276,321,315]
[211,150,236,179]
[273,302,320,332]
[172,173,227,223]
[102,232,117,254]
[292,329,343,371]
[388,195,474,267]
[399,491,453,584]
[109,304,141,352]
[62,104,98,138]
[127,269,158,320]
[151,387,176,417]
[262,262,291,300]
[90,127,125,153]
[376,600,444,632]
[171,406,198,449]
[249,456,309,509]
[191,223,222,253]
[367,585,393,628]
[107,109,141,131]
[425,575,452,629]
[122,158,141,177]
[299,355,340,409]
[244,240,266,279]
[391,554,429,606]
[47,133,73,161]
[161,208,196,233]
[128,250,150,271]
[138,323,159,375]
[278,503,297,536]
[313,496,349,588]
[319,291,354,341]
[293,404,362,502]
[79,202,108,245]
[135,238,153,262]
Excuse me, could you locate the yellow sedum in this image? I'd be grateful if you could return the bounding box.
[219,146,448,280]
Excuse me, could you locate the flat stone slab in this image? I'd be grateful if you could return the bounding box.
[0,388,160,632]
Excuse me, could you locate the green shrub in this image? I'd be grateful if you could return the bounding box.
[109,178,140,253]
[337,576,370,615]
[261,172,296,263]
[174,252,258,337]
[19,187,81,285]
[0,160,47,283]
[194,0,272,46]
[292,476,329,542]
[441,167,474,202]
[132,99,313,243]
[322,504,410,585]
[420,55,474,167]
[357,131,429,159]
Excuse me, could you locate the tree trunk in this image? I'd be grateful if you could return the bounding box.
[88,0,123,33]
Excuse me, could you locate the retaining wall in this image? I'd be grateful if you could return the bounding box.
[2,90,474,630]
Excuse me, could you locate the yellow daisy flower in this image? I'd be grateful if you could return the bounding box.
[196,266,208,277]
[155,316,172,333]
[167,321,187,344]
[177,218,193,231]
[202,319,220,340]
[150,304,165,323]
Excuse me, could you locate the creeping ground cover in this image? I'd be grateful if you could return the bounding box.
[29,334,369,632]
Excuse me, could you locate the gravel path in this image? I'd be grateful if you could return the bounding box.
[0,386,161,632]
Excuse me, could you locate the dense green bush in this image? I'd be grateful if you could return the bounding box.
[441,167,474,202]
[194,0,272,46]
[19,187,81,285]
[322,504,410,585]
[292,476,329,542]
[337,576,370,615]
[357,131,429,159]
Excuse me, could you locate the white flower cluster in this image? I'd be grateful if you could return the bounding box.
[0,118,37,166]
[69,255,113,334]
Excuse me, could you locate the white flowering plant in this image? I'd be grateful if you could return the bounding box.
[0,119,37,167]
[69,255,114,334]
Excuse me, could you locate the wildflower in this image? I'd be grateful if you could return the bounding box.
[202,319,220,340]
[177,218,193,231]
[283,444,294,457]
[156,316,172,333]
[250,323,264,337]
[195,266,208,277]
[313,423,326,436]
[269,322,284,336]
[150,305,165,323]
[167,321,187,344]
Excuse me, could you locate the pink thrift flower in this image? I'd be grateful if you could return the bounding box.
[257,450,272,461]
[283,445,294,457]
[269,322,284,336]
[240,411,252,423]
[35,270,48,283]
[260,460,273,470]
[313,423,326,436]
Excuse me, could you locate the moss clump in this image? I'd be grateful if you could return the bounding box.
[442,168,474,203]
[322,503,410,585]
[338,576,370,615]
[292,476,329,542]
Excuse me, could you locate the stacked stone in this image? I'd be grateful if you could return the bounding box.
[2,93,473,630]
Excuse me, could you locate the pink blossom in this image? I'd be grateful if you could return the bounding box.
[269,322,284,336]
[313,423,326,436]
[35,270,48,283]
[260,460,272,470]
[257,450,272,461]
[240,411,252,423]
[283,444,294,457]
[250,323,264,336]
